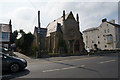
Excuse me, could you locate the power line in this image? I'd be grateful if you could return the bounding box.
[32,15,37,27]
[27,0,38,10]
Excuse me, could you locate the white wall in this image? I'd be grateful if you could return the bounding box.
[83,20,119,50]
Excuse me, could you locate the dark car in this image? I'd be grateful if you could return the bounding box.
[0,52,27,72]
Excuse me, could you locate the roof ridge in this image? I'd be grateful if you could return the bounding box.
[47,12,70,27]
[107,22,120,26]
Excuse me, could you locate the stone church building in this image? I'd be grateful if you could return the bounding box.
[34,10,85,54]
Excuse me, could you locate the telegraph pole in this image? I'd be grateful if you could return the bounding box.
[38,10,41,57]
[38,11,40,28]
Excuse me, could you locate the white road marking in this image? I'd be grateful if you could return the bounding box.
[99,60,116,64]
[43,69,60,72]
[61,67,76,70]
[71,57,98,61]
[42,65,85,72]
[81,65,85,67]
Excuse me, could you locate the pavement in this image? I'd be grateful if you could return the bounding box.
[13,52,99,64]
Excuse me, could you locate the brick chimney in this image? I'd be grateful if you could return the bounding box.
[63,10,65,21]
[102,18,107,22]
[109,19,115,24]
[76,13,79,22]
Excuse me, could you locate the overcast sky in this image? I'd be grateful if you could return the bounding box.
[0,0,119,33]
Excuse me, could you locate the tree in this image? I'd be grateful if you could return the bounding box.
[15,31,34,55]
[11,30,18,44]
[14,29,35,56]
[19,29,25,35]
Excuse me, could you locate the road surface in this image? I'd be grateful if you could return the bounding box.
[2,54,119,79]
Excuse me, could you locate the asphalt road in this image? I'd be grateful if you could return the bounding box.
[2,54,119,79]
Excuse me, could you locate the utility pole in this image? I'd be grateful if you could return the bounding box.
[38,10,41,58]
[38,11,40,28]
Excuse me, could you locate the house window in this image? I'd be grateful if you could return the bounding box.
[106,34,113,43]
[2,32,9,40]
[98,36,99,38]
[103,35,105,37]
[91,45,93,48]
[86,36,88,39]
[108,29,109,33]
[105,45,107,48]
[107,24,108,26]
[86,41,88,45]
[92,40,94,43]
[98,41,100,44]
[104,30,106,33]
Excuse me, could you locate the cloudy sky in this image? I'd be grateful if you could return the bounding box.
[0,0,119,33]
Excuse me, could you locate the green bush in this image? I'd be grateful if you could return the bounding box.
[90,49,94,54]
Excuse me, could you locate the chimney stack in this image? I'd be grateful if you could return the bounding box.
[38,10,40,28]
[76,13,80,31]
[109,19,115,24]
[63,10,65,21]
[76,13,79,22]
[102,18,107,22]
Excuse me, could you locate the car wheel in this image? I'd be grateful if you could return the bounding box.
[10,63,20,72]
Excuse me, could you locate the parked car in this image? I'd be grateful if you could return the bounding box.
[0,52,27,72]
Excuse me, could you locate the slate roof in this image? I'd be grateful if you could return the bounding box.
[0,24,11,32]
[46,13,70,37]
[83,27,99,33]
[107,22,120,27]
[83,20,120,33]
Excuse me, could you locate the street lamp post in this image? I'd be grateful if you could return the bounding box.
[37,10,41,58]
[36,28,40,58]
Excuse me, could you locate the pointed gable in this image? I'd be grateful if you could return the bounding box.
[46,11,76,37]
[66,11,75,20]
